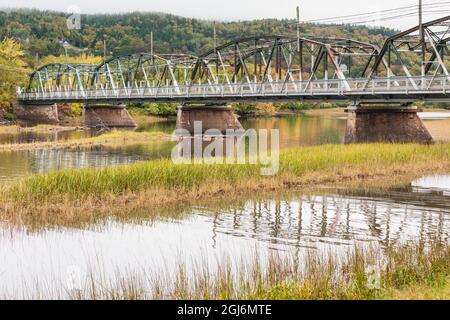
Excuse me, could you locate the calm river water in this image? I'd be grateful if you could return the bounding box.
[1,113,345,181]
[1,111,450,181]
[1,111,450,298]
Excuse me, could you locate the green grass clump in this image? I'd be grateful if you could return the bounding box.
[61,242,450,300]
[7,143,450,203]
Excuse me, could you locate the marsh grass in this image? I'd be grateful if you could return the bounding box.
[18,242,448,300]
[1,143,449,300]
[0,124,78,134]
[8,143,450,201]
[0,129,170,152]
[2,143,450,227]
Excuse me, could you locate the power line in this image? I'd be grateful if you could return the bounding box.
[304,5,411,22]
[290,1,450,25]
[336,11,445,25]
[321,9,449,25]
[315,11,449,27]
[304,8,447,25]
[304,1,449,23]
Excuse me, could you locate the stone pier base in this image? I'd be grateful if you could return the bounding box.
[176,105,243,134]
[83,105,137,128]
[13,102,59,125]
[344,106,433,144]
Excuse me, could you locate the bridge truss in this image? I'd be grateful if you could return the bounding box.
[365,15,450,87]
[28,63,97,94]
[19,16,450,105]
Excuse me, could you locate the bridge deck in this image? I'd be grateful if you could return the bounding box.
[18,76,450,105]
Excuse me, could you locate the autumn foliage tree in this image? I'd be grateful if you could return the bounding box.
[0,38,28,109]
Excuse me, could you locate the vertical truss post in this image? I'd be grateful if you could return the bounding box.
[299,40,303,81]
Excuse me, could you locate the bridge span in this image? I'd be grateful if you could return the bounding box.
[15,15,450,143]
[16,75,450,105]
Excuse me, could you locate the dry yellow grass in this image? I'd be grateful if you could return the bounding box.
[0,124,79,134]
[1,143,450,228]
[385,280,450,300]
[0,130,170,152]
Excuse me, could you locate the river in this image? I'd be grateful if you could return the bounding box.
[0,111,450,298]
[2,111,450,181]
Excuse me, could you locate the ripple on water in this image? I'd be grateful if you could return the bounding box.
[0,187,449,298]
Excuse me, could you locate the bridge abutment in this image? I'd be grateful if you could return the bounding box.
[176,105,243,134]
[83,105,137,128]
[344,106,433,144]
[13,102,59,125]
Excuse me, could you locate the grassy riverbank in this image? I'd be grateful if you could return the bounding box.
[0,124,79,134]
[53,242,449,300]
[2,143,450,227]
[0,130,170,152]
[1,143,449,300]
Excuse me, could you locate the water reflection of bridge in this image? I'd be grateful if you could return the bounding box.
[28,149,147,174]
[203,192,450,249]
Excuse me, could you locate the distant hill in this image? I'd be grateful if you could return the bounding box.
[0,9,397,64]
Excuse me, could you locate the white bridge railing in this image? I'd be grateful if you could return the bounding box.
[18,75,450,102]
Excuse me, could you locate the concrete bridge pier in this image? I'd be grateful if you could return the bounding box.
[176,104,243,134]
[13,102,59,125]
[344,105,433,144]
[83,105,137,128]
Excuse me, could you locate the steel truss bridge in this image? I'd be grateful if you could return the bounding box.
[18,16,450,105]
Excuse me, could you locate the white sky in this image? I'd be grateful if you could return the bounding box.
[1,0,449,30]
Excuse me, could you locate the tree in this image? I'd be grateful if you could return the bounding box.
[0,37,28,108]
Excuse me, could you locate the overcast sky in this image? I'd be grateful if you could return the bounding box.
[1,0,448,30]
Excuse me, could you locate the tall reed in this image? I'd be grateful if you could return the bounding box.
[8,143,450,203]
[11,242,448,300]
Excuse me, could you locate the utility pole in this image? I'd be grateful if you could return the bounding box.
[103,34,107,64]
[296,5,300,51]
[150,31,154,56]
[213,22,217,53]
[419,0,425,79]
[213,22,218,80]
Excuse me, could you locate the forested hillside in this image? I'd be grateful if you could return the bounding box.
[0,9,396,62]
[0,9,397,112]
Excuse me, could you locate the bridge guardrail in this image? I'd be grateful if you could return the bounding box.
[18,75,449,102]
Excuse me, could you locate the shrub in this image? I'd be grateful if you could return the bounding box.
[3,112,16,121]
